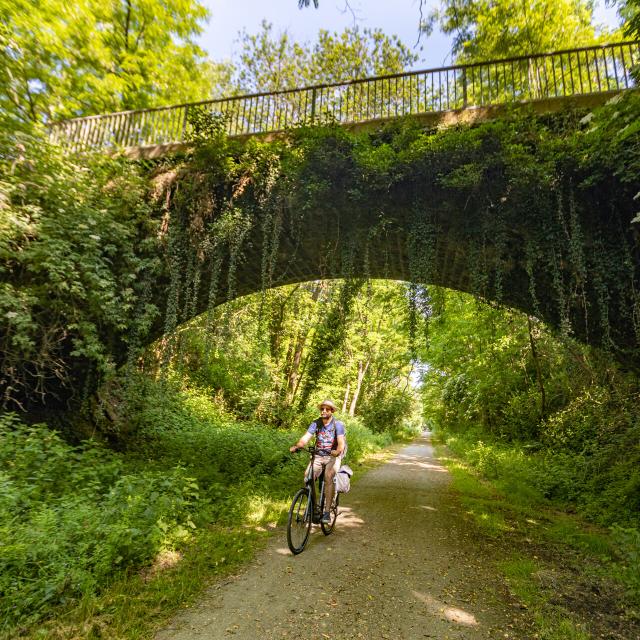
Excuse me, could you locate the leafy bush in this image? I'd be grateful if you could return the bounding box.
[423,285,640,530]
[541,387,611,452]
[341,416,393,461]
[441,425,640,529]
[0,414,199,629]
[359,387,415,434]
[0,130,160,412]
[500,389,544,441]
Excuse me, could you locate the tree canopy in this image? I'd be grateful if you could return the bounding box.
[431,0,619,62]
[230,21,418,94]
[0,0,222,127]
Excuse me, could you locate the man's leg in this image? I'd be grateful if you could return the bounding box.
[312,456,324,480]
[323,456,341,517]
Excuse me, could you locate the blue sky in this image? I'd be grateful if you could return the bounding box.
[198,0,622,71]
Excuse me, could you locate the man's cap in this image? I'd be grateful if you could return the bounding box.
[318,400,337,411]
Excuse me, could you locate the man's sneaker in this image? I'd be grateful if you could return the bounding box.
[322,511,331,523]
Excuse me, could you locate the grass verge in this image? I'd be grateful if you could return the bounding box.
[434,435,640,640]
[8,525,266,640]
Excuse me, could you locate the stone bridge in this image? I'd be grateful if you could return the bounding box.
[50,42,640,364]
[149,110,639,365]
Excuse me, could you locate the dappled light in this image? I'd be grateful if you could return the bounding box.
[412,590,479,627]
[275,546,293,556]
[279,505,366,556]
[388,453,449,473]
[141,550,184,582]
[333,505,365,529]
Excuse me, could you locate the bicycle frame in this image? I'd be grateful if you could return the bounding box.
[304,447,327,523]
[287,445,339,554]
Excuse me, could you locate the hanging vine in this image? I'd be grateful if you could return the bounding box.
[148,101,640,376]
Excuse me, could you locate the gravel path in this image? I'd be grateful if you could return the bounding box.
[156,433,533,640]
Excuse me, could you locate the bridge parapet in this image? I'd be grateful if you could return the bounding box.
[50,41,640,154]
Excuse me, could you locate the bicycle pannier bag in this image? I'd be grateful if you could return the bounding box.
[335,465,353,494]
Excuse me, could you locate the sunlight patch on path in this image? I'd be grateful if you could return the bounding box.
[388,457,450,472]
[412,590,480,627]
[334,506,365,529]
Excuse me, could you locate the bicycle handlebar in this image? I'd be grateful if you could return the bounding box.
[291,445,319,454]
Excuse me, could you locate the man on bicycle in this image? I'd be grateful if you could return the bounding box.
[290,400,346,523]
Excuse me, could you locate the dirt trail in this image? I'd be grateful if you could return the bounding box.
[156,433,533,639]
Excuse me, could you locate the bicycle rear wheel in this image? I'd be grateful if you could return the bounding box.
[287,488,312,554]
[320,493,339,535]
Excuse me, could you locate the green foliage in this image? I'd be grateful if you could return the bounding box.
[0,130,160,410]
[0,0,224,126]
[619,0,640,40]
[126,96,640,433]
[185,107,230,147]
[297,279,363,408]
[442,436,640,633]
[499,556,592,640]
[339,415,394,461]
[0,414,198,630]
[358,386,415,434]
[425,289,640,529]
[578,91,640,215]
[231,21,418,94]
[432,0,616,62]
[158,275,420,434]
[611,525,640,599]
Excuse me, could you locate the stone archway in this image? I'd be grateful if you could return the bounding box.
[150,112,640,366]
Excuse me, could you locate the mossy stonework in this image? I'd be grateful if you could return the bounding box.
[152,94,640,366]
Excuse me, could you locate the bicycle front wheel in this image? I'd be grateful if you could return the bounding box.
[287,488,312,554]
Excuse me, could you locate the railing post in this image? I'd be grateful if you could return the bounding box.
[310,87,317,124]
[462,67,468,108]
[182,105,189,142]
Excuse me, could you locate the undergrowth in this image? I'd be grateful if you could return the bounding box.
[0,373,394,639]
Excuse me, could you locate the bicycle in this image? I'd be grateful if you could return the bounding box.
[287,446,340,555]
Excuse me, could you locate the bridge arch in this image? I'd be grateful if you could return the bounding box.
[153,107,639,365]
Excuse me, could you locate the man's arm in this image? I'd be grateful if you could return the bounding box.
[290,431,313,452]
[331,434,346,457]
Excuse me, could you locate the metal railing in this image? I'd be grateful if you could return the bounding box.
[49,41,640,152]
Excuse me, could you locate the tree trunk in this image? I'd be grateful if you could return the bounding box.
[342,380,350,413]
[402,361,415,393]
[269,285,300,365]
[285,283,322,405]
[349,358,370,417]
[285,329,307,404]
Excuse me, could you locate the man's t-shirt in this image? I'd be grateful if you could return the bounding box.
[307,417,346,455]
